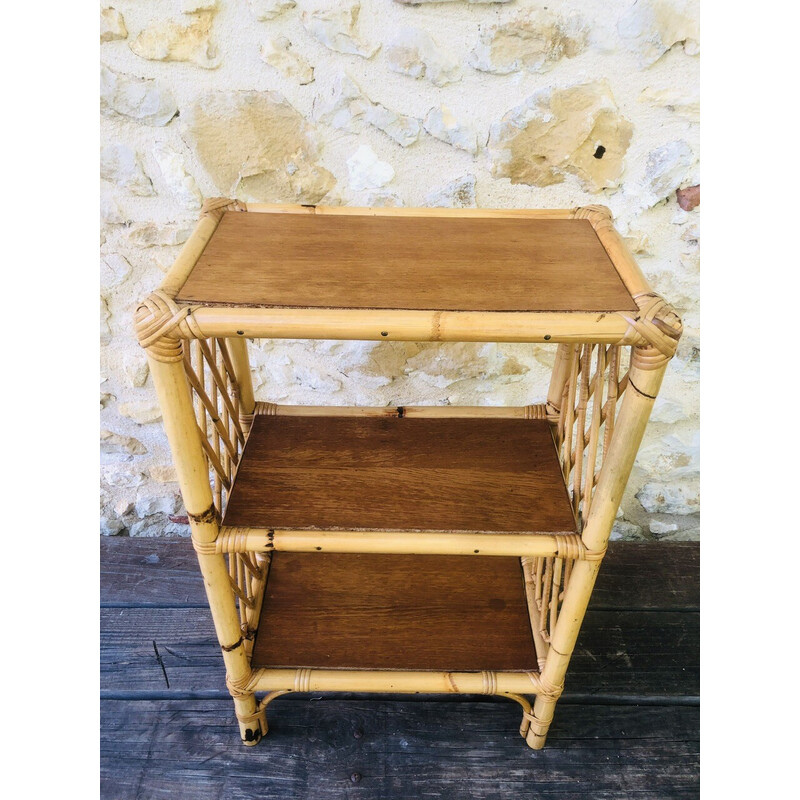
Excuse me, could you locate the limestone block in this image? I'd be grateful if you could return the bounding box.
[314,73,420,147]
[101,515,126,536]
[134,492,181,518]
[649,519,679,535]
[118,401,163,425]
[610,520,646,541]
[101,254,132,288]
[130,10,220,69]
[302,2,379,59]
[425,174,477,208]
[100,194,127,225]
[100,7,127,43]
[102,464,147,488]
[639,140,694,208]
[249,0,296,21]
[151,143,203,210]
[618,0,700,67]
[313,72,370,132]
[115,498,135,518]
[100,65,178,126]
[423,106,478,154]
[470,9,586,75]
[100,430,148,456]
[365,104,421,148]
[636,477,700,515]
[181,90,335,203]
[123,353,150,388]
[488,81,632,191]
[386,28,462,86]
[347,144,394,191]
[623,229,651,255]
[126,222,193,248]
[639,86,699,122]
[100,144,154,196]
[261,36,315,84]
[128,513,188,537]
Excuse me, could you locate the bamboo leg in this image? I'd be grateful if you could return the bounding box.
[525,360,670,749]
[145,347,260,746]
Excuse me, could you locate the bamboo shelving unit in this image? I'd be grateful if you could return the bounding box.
[135,199,682,749]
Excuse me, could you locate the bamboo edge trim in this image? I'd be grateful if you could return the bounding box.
[209,528,604,561]
[213,527,595,558]
[226,668,563,699]
[253,402,558,420]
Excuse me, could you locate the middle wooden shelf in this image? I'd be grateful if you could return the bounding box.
[222,412,578,537]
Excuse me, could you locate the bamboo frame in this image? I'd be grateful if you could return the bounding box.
[135,199,682,751]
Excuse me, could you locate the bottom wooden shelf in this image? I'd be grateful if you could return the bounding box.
[251,552,538,672]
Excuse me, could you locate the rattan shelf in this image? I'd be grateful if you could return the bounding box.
[135,199,682,751]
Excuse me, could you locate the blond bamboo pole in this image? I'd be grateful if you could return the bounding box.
[527,559,602,749]
[217,527,582,558]
[158,214,223,297]
[248,668,548,696]
[226,338,255,416]
[525,361,669,749]
[189,307,632,344]
[581,362,667,554]
[242,552,270,659]
[521,557,550,671]
[575,206,653,297]
[260,403,547,419]
[145,351,262,744]
[243,203,577,220]
[545,344,573,420]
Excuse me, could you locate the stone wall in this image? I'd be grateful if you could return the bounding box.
[100,0,700,541]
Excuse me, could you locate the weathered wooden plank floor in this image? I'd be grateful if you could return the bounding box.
[101,539,699,799]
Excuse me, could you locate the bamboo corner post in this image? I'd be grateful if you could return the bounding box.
[134,199,682,750]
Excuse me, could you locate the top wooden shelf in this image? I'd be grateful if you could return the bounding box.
[176,210,637,313]
[142,201,666,346]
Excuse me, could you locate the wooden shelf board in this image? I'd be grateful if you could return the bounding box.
[176,211,637,313]
[251,552,538,671]
[222,415,577,535]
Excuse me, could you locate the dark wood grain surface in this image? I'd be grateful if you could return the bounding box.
[222,415,578,533]
[102,699,699,800]
[176,212,637,312]
[252,552,537,671]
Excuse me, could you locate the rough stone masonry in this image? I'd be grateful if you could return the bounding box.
[100,0,700,541]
